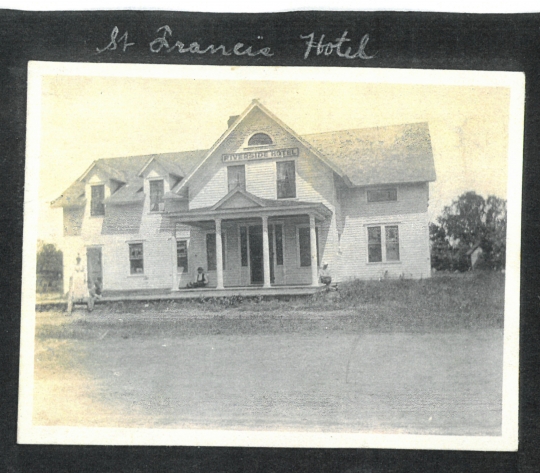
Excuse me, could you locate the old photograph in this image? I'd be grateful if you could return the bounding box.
[18,63,523,449]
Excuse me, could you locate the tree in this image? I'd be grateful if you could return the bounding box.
[36,241,63,293]
[431,192,507,271]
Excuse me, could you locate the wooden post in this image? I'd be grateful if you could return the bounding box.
[310,214,319,287]
[262,215,271,288]
[215,218,224,289]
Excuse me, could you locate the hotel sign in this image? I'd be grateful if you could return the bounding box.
[222,147,299,163]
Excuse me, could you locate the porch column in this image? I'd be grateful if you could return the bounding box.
[262,215,271,288]
[215,218,224,289]
[171,236,179,291]
[309,214,319,286]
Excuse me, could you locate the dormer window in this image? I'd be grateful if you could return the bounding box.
[149,179,164,212]
[248,133,273,146]
[90,185,105,216]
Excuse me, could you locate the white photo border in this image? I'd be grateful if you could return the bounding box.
[18,62,524,450]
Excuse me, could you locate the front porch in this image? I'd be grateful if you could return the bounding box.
[35,284,326,310]
[168,187,333,291]
[102,284,325,301]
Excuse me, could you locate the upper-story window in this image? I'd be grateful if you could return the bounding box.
[149,179,164,212]
[248,133,273,146]
[227,165,246,192]
[90,184,105,216]
[367,187,398,203]
[277,160,296,199]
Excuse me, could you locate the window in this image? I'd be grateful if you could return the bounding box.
[298,226,319,267]
[177,240,188,272]
[149,179,164,212]
[90,185,105,216]
[367,187,398,203]
[240,226,248,267]
[129,243,144,274]
[228,165,246,191]
[275,224,284,266]
[385,226,400,261]
[277,161,296,199]
[206,232,226,271]
[367,225,400,263]
[248,133,273,146]
[367,227,382,262]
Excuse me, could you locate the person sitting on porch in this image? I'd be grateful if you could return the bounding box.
[89,277,103,304]
[319,262,332,286]
[186,267,209,289]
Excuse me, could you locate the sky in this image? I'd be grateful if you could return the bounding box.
[36,71,511,243]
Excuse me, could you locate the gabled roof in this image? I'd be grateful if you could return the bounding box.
[210,187,267,210]
[53,150,206,207]
[173,100,348,195]
[304,122,436,187]
[52,102,436,209]
[167,187,333,221]
[138,155,186,178]
[50,180,86,208]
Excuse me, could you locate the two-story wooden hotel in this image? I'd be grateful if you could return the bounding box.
[52,100,436,293]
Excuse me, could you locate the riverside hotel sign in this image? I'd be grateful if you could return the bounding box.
[222,147,299,163]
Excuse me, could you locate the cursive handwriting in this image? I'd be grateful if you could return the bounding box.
[300,31,374,59]
[96,26,135,53]
[96,26,376,61]
[149,25,274,57]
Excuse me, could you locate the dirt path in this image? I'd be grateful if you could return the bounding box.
[33,312,503,435]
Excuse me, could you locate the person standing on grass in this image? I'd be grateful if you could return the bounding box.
[67,254,93,313]
[186,267,209,289]
[319,262,332,287]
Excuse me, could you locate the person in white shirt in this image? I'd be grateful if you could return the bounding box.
[319,262,332,286]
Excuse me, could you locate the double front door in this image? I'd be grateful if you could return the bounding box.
[248,224,277,285]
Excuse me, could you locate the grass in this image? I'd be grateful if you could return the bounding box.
[35,271,505,341]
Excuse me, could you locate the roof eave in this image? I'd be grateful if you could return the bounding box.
[166,202,332,221]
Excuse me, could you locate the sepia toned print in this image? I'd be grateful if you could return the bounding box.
[19,63,523,450]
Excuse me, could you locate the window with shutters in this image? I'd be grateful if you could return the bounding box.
[149,179,164,212]
[277,161,296,199]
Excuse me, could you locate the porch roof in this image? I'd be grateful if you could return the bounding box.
[166,187,332,222]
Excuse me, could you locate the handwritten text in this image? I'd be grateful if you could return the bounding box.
[149,25,274,57]
[300,31,374,59]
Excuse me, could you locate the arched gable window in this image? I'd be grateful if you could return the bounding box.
[248,133,273,146]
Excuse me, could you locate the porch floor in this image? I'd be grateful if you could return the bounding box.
[36,285,325,308]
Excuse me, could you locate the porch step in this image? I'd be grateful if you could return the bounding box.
[35,285,326,309]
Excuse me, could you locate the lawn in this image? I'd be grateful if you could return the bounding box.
[32,271,505,435]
